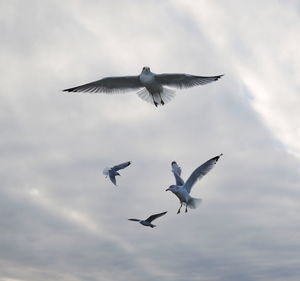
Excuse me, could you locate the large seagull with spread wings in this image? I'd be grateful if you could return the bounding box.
[63,66,223,107]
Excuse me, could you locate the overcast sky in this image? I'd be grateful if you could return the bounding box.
[1,0,300,281]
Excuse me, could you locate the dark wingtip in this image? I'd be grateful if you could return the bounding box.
[63,87,78,92]
[214,153,223,161]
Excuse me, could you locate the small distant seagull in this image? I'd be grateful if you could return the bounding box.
[63,66,223,107]
[128,211,167,228]
[166,154,223,214]
[103,161,131,186]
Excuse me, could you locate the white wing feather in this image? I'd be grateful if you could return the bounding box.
[155,74,223,89]
[184,154,223,193]
[171,161,184,186]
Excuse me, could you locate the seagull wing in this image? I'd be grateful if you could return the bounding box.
[128,218,140,222]
[109,173,117,186]
[112,161,131,171]
[145,211,167,223]
[63,76,143,94]
[155,73,223,89]
[171,161,184,186]
[184,154,223,193]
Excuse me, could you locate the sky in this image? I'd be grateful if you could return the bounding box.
[1,0,300,280]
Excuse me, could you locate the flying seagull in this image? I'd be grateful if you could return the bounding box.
[103,161,131,186]
[128,211,167,228]
[63,66,223,107]
[166,154,223,214]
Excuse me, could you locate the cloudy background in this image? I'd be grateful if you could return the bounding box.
[1,0,300,280]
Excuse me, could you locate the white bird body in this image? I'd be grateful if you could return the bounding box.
[63,66,223,107]
[170,186,191,204]
[166,154,223,214]
[139,70,157,87]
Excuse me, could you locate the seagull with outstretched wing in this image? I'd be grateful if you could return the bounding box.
[63,66,223,107]
[128,211,167,228]
[103,161,131,186]
[166,154,223,214]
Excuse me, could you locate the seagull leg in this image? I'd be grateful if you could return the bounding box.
[158,92,164,105]
[177,203,183,214]
[151,94,158,107]
[185,205,188,213]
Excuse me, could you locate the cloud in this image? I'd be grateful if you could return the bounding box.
[177,0,300,157]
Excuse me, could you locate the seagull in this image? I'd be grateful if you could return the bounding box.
[128,211,167,228]
[63,66,223,107]
[103,161,131,186]
[166,154,223,214]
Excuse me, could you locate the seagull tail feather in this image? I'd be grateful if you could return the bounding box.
[187,197,202,209]
[136,88,153,104]
[136,87,176,106]
[160,87,176,104]
[103,167,110,175]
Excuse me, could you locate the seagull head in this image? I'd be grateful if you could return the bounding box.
[142,66,150,73]
[165,185,177,192]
